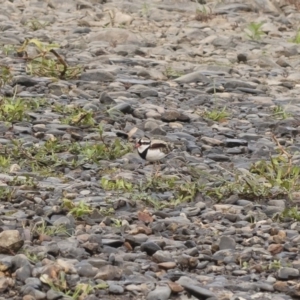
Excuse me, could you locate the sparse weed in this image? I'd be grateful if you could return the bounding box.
[245,22,265,40]
[76,139,132,162]
[1,45,16,56]
[27,19,49,31]
[289,29,300,44]
[0,155,11,170]
[0,187,14,201]
[17,38,82,80]
[271,105,291,120]
[52,104,95,125]
[280,206,300,221]
[99,207,115,216]
[0,97,46,123]
[206,136,300,201]
[62,199,93,218]
[22,250,41,263]
[111,218,123,227]
[164,66,184,79]
[101,177,133,191]
[268,260,282,270]
[133,193,169,210]
[33,220,70,237]
[0,65,12,89]
[203,107,230,122]
[8,175,39,188]
[241,261,249,269]
[141,2,150,17]
[42,270,108,300]
[61,108,95,126]
[194,5,214,22]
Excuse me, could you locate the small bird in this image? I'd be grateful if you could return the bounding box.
[135,136,172,162]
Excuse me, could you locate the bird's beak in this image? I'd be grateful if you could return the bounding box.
[135,143,140,148]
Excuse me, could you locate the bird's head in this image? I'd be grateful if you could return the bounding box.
[135,136,151,148]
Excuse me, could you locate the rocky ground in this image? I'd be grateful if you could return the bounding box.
[1,0,300,299]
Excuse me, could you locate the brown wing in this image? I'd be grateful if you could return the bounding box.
[150,142,168,150]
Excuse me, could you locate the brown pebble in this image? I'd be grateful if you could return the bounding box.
[168,281,184,293]
[158,262,176,269]
[273,281,289,292]
[268,244,283,255]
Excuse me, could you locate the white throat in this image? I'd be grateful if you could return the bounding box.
[137,144,149,154]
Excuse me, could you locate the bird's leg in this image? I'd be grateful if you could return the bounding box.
[154,161,161,177]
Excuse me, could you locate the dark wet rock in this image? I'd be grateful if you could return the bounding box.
[141,241,162,256]
[12,76,50,87]
[237,53,247,63]
[177,276,216,299]
[110,103,133,114]
[224,139,248,147]
[206,154,230,162]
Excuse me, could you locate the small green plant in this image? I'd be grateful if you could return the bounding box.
[99,207,115,216]
[61,108,95,126]
[206,136,300,201]
[101,177,133,191]
[280,206,300,221]
[141,2,150,17]
[22,250,41,263]
[268,260,282,270]
[62,199,93,218]
[0,187,14,201]
[8,175,39,188]
[52,104,96,126]
[0,96,45,123]
[241,261,249,269]
[27,19,49,31]
[0,155,11,170]
[33,220,69,236]
[0,65,12,89]
[17,38,82,80]
[75,139,132,162]
[111,218,123,227]
[289,29,300,44]
[1,45,16,56]
[164,66,184,79]
[42,270,108,300]
[271,105,291,119]
[194,5,214,22]
[133,193,168,210]
[203,107,230,122]
[0,97,28,122]
[245,22,265,40]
